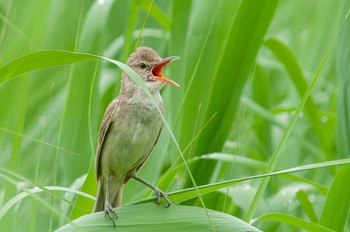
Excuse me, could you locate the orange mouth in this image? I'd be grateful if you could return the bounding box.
[151,56,180,87]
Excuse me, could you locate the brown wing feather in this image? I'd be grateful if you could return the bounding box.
[135,126,163,172]
[95,98,120,181]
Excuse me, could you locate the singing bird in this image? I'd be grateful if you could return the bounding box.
[93,47,179,226]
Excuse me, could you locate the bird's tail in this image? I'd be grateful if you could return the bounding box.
[93,180,105,212]
[93,178,124,212]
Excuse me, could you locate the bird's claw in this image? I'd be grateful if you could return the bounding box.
[104,202,117,227]
[155,188,171,208]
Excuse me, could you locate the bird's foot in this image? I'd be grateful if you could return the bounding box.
[130,175,172,207]
[154,187,171,208]
[104,202,117,227]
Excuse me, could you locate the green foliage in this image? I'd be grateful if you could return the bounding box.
[0,0,349,231]
[57,204,262,232]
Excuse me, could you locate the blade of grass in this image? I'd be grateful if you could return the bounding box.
[259,213,335,232]
[245,12,346,222]
[263,38,328,157]
[134,0,170,30]
[0,172,74,227]
[0,185,94,220]
[133,0,153,50]
[0,126,79,155]
[336,8,350,156]
[0,167,86,221]
[0,50,100,84]
[296,190,319,223]
[320,164,350,231]
[132,158,350,205]
[157,153,329,195]
[180,0,279,191]
[69,61,100,220]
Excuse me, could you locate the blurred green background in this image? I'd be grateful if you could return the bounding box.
[0,0,350,231]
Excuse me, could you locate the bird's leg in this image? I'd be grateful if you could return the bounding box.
[131,174,171,207]
[105,175,117,227]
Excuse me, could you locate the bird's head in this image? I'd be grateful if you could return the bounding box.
[124,47,180,93]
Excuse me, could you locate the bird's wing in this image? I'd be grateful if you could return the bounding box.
[95,98,120,181]
[123,126,163,184]
[135,126,163,172]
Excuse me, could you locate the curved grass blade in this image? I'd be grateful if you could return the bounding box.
[258,213,335,232]
[0,50,100,84]
[56,204,262,232]
[131,158,350,205]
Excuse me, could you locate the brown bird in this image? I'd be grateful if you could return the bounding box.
[93,47,179,226]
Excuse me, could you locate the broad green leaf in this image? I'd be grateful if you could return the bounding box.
[56,204,262,232]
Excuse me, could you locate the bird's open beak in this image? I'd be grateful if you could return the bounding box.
[151,56,180,87]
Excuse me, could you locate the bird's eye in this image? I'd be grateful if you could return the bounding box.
[139,63,147,69]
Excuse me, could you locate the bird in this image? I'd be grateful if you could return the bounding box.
[92,47,180,226]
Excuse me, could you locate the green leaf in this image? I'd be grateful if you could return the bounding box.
[0,50,100,84]
[263,38,326,154]
[296,190,318,223]
[336,6,350,156]
[134,0,170,30]
[132,158,350,205]
[56,204,262,232]
[259,213,335,232]
[245,15,341,221]
[320,164,350,231]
